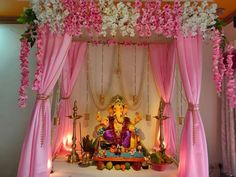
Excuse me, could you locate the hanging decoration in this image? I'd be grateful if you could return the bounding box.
[84,45,90,121]
[17,0,236,108]
[133,46,138,105]
[18,39,30,108]
[146,49,151,121]
[225,44,236,108]
[211,26,236,108]
[87,44,115,111]
[32,25,46,91]
[63,0,102,36]
[99,45,105,105]
[100,0,139,37]
[135,0,182,38]
[32,0,69,33]
[118,45,146,110]
[212,29,225,94]
[17,8,38,107]
[182,0,217,38]
[27,0,217,39]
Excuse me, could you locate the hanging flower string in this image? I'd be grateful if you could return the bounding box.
[88,0,102,35]
[29,0,217,38]
[32,25,46,91]
[212,29,225,94]
[63,0,102,36]
[172,0,183,38]
[19,0,236,108]
[32,0,69,33]
[100,1,139,37]
[136,0,160,37]
[182,0,217,38]
[225,44,236,108]
[135,0,182,38]
[18,39,30,108]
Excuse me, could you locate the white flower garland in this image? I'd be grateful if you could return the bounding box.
[32,0,69,33]
[100,0,139,37]
[182,0,217,38]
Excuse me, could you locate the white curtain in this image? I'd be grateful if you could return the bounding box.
[72,44,160,149]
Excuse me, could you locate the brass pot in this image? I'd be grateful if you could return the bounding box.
[81,152,92,162]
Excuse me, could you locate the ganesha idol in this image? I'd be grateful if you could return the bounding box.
[95,95,142,153]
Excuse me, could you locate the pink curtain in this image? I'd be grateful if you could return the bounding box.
[52,42,87,158]
[221,79,236,176]
[221,41,236,176]
[17,29,72,177]
[177,34,208,177]
[149,42,177,156]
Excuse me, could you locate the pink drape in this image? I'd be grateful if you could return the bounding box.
[177,34,208,177]
[17,29,72,177]
[52,42,87,158]
[221,79,236,176]
[149,42,177,156]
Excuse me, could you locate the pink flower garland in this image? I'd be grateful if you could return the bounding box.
[225,44,236,108]
[18,39,30,108]
[136,0,159,37]
[87,0,102,36]
[212,29,225,94]
[172,0,182,38]
[135,0,182,38]
[32,25,46,91]
[63,0,102,36]
[63,0,80,35]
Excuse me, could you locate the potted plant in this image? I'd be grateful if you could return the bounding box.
[79,135,97,166]
[150,150,173,171]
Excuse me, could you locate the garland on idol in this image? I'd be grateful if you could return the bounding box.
[17,0,236,108]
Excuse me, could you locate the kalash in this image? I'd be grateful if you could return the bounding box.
[93,95,145,168]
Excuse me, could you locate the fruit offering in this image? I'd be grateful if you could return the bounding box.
[106,161,113,170]
[97,161,105,170]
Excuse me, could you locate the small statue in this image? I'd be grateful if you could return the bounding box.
[95,95,142,151]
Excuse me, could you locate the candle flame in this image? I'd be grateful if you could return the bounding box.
[47,159,52,170]
[63,134,72,151]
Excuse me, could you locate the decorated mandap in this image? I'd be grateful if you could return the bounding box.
[16,0,236,177]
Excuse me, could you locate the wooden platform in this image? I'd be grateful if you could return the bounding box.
[51,158,178,177]
[93,156,145,162]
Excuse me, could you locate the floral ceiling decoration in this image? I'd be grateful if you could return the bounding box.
[100,1,139,37]
[32,0,69,33]
[17,0,236,108]
[182,0,217,38]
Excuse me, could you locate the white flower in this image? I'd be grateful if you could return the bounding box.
[181,0,218,38]
[100,1,139,37]
[32,0,69,33]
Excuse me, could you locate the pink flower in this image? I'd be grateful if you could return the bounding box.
[225,44,236,108]
[63,0,102,36]
[32,25,46,91]
[136,0,182,38]
[18,39,30,108]
[212,29,225,94]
